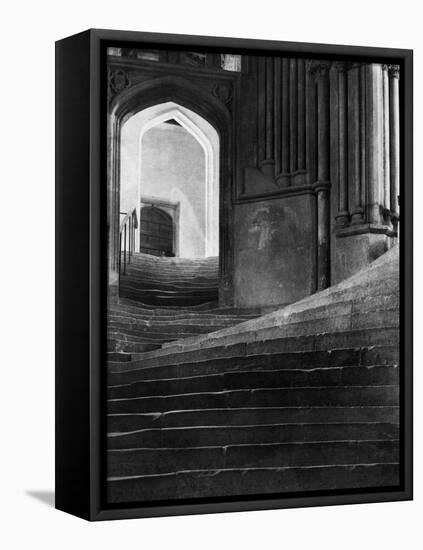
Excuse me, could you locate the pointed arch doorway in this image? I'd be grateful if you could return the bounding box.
[120,101,220,259]
[108,77,234,306]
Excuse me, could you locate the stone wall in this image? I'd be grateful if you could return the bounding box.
[233,195,316,308]
[108,50,400,308]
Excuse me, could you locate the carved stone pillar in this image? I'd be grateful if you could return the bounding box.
[297,58,306,172]
[289,59,298,173]
[335,62,349,226]
[313,62,331,290]
[281,58,290,177]
[367,63,383,225]
[382,64,391,219]
[260,57,275,177]
[314,181,331,290]
[264,57,275,172]
[348,63,365,224]
[389,65,400,224]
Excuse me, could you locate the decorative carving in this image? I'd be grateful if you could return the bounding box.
[389,64,400,79]
[332,61,349,73]
[309,61,332,79]
[212,83,233,105]
[109,69,131,96]
[182,52,207,67]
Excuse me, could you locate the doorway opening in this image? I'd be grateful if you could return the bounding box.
[139,205,174,257]
[119,102,220,259]
[118,101,221,306]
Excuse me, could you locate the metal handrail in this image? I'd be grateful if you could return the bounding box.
[119,208,138,276]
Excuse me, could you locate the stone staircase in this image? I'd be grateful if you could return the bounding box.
[107,246,400,504]
[108,253,261,359]
[119,253,220,306]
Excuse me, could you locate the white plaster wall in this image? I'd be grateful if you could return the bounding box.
[141,123,206,257]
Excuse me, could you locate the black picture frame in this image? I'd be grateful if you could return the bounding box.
[55,28,413,521]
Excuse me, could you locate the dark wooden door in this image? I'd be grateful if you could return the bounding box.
[139,206,174,256]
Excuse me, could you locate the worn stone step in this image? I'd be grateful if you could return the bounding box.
[120,283,217,295]
[120,274,218,287]
[164,295,399,352]
[108,313,253,325]
[109,332,399,385]
[119,292,218,307]
[108,338,182,354]
[109,312,253,323]
[107,352,132,363]
[107,406,400,432]
[128,252,218,263]
[107,340,162,354]
[124,326,399,369]
[107,322,239,336]
[116,297,261,315]
[108,421,399,449]
[107,462,399,503]
[107,324,249,339]
[108,385,399,414]
[108,365,399,399]
[162,306,399,354]
[109,345,399,386]
[107,328,212,344]
[107,463,400,504]
[148,249,399,354]
[107,439,399,478]
[118,298,220,310]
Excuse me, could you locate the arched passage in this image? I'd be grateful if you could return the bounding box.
[107,77,234,305]
[119,101,220,258]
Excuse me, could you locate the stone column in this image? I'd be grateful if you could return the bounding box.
[366,64,384,225]
[382,64,391,217]
[389,65,400,223]
[107,114,121,301]
[297,58,306,171]
[261,57,275,177]
[349,64,365,224]
[313,62,331,290]
[335,62,349,225]
[289,59,298,173]
[281,58,290,177]
[274,57,281,175]
[265,56,275,162]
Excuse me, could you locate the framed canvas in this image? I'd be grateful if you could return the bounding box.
[55,29,413,521]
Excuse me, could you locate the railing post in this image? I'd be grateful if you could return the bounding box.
[118,232,122,280]
[123,224,127,275]
[119,208,137,280]
[129,217,132,263]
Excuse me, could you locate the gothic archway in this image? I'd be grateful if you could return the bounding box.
[107,76,234,305]
[120,101,220,258]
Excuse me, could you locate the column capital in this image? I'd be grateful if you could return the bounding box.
[388,64,400,79]
[309,61,332,79]
[333,61,364,72]
[332,61,349,73]
[312,180,331,194]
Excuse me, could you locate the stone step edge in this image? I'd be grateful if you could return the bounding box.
[108,364,398,388]
[107,460,400,481]
[115,327,399,370]
[107,383,399,403]
[107,420,400,437]
[111,341,399,376]
[161,309,399,353]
